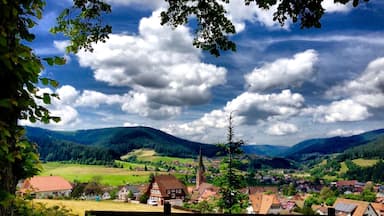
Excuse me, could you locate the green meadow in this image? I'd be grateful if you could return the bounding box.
[40,162,166,186]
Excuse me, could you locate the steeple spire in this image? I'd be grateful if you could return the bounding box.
[196,145,205,189]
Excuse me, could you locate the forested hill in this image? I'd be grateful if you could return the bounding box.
[25,126,221,161]
[283,129,384,161]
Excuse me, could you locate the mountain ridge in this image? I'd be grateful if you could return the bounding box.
[25,126,384,163]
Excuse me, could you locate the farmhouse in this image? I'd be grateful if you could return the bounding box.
[248,192,282,214]
[146,175,187,206]
[19,176,72,198]
[333,198,378,216]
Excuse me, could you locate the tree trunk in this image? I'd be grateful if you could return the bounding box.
[0,165,16,216]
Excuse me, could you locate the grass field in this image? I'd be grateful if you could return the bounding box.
[339,162,348,174]
[40,162,167,186]
[352,158,378,167]
[121,149,196,164]
[33,199,190,216]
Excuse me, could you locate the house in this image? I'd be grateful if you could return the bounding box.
[146,175,188,206]
[333,198,378,216]
[371,203,384,216]
[118,185,144,201]
[248,192,281,214]
[190,182,219,203]
[248,186,278,194]
[101,192,111,200]
[313,205,329,215]
[19,176,72,198]
[336,180,361,193]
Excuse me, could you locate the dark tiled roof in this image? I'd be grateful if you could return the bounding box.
[154,175,187,197]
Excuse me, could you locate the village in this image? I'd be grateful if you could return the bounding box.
[17,151,384,216]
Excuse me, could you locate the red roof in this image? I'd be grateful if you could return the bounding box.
[21,176,72,193]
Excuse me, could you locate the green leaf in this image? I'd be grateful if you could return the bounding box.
[50,80,59,88]
[51,116,61,123]
[54,56,66,65]
[40,78,49,85]
[42,93,51,104]
[43,57,54,66]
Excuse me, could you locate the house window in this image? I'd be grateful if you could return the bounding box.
[171,189,175,193]
[171,193,175,199]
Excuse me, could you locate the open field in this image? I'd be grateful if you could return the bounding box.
[121,149,197,164]
[339,162,348,174]
[40,162,167,186]
[352,158,378,167]
[33,199,190,216]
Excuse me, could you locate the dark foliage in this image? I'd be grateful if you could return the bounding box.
[342,160,384,183]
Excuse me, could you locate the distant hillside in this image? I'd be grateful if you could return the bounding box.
[247,155,297,169]
[25,126,222,161]
[242,145,289,157]
[284,129,384,161]
[337,135,384,161]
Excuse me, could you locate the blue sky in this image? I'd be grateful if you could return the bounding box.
[22,0,384,146]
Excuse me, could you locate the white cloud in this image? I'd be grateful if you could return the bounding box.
[121,91,182,120]
[222,0,286,32]
[77,10,226,119]
[75,90,122,108]
[164,89,305,140]
[56,85,79,104]
[105,0,165,9]
[322,0,351,13]
[123,122,140,127]
[225,90,305,124]
[266,122,298,136]
[245,49,318,91]
[327,128,364,137]
[19,85,80,128]
[305,99,371,123]
[53,40,70,52]
[326,57,384,109]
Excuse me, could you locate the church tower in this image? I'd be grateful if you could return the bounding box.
[196,145,205,189]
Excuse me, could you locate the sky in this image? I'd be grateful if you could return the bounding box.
[22,0,384,146]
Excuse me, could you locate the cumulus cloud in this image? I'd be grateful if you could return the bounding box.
[327,128,364,137]
[322,0,351,13]
[266,122,298,136]
[222,0,285,32]
[164,89,305,139]
[304,99,371,123]
[245,49,318,91]
[75,90,123,108]
[326,57,384,109]
[77,10,226,119]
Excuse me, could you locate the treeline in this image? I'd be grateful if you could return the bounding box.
[337,136,384,161]
[28,136,119,164]
[342,160,384,183]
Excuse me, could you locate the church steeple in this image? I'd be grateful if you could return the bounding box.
[196,145,205,189]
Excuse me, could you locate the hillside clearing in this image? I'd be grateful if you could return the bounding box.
[352,158,378,167]
[121,149,197,164]
[339,162,348,174]
[33,199,190,216]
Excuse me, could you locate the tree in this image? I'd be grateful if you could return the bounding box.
[214,113,248,213]
[161,0,370,56]
[0,0,110,214]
